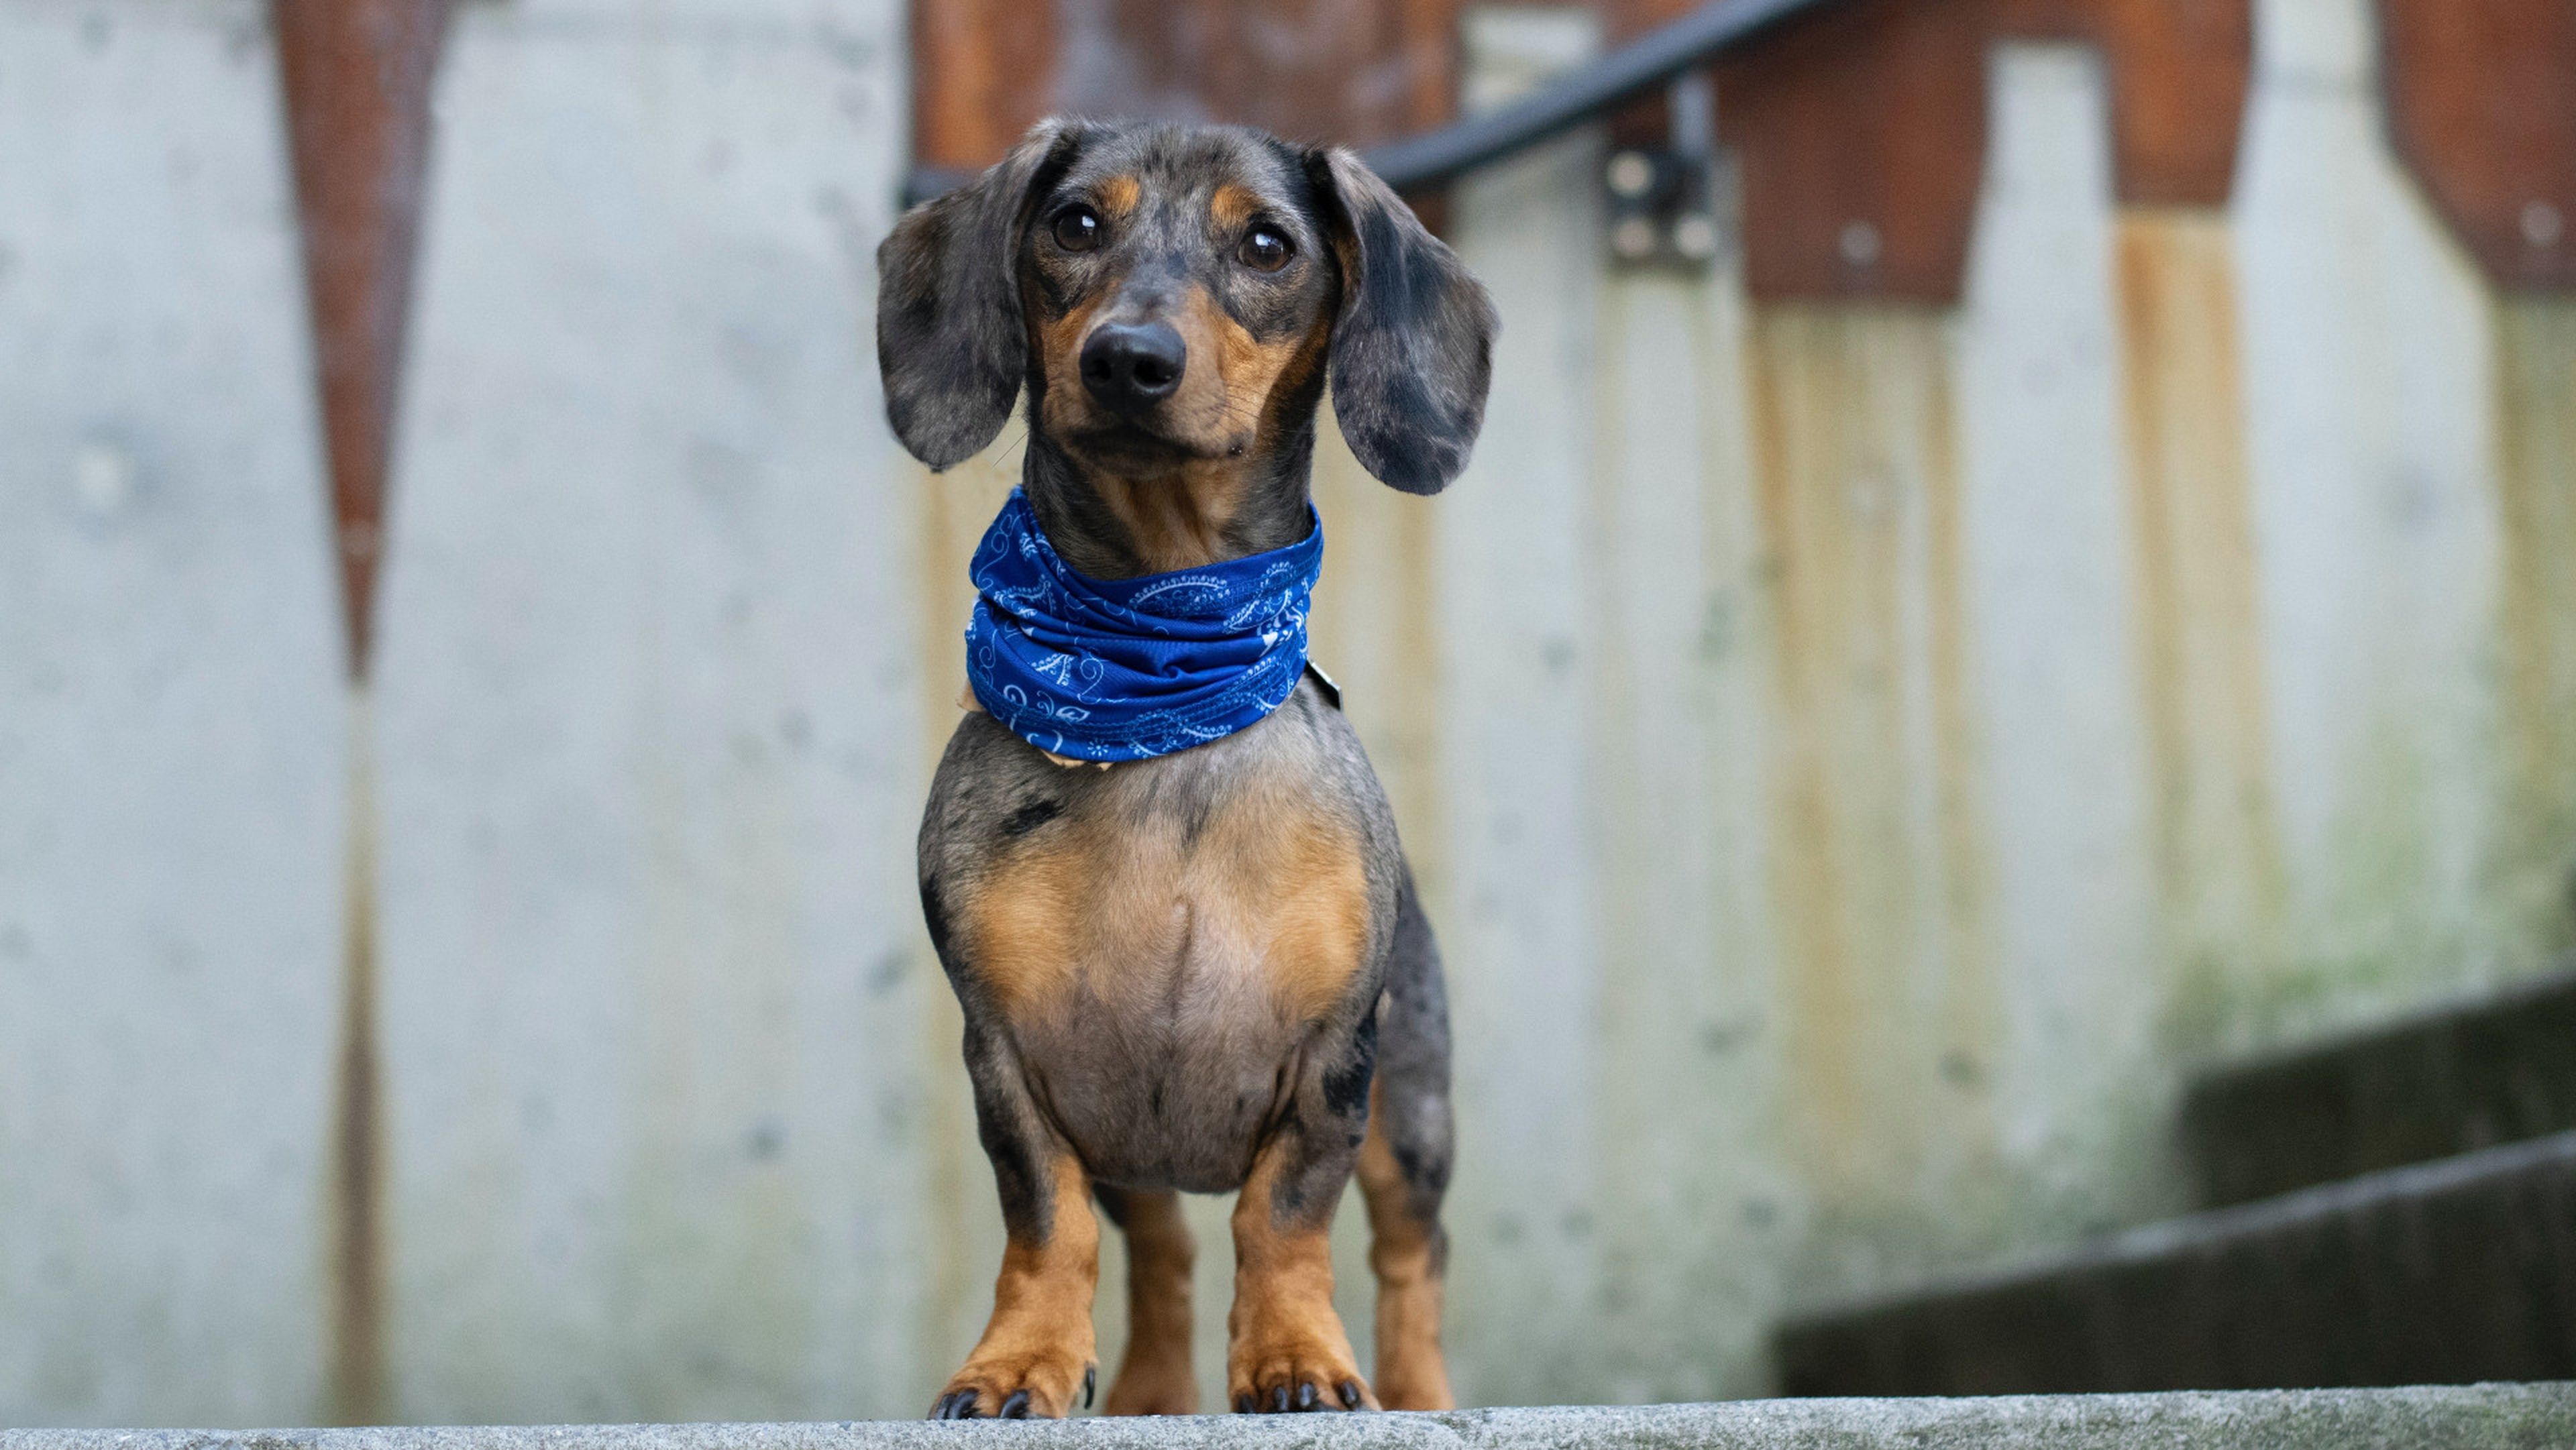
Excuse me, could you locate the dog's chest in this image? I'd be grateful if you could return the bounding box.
[949,719,1383,1188]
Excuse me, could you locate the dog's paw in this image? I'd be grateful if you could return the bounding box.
[1228,1333,1377,1414]
[928,1359,1096,1420]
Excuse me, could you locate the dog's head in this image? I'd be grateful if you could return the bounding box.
[878,120,1497,495]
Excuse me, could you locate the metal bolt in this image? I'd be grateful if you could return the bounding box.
[2523,200,2565,248]
[1672,213,1719,262]
[1838,220,1882,268]
[1606,150,1656,200]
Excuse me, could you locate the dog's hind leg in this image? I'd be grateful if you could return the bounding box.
[1357,866,1456,1410]
[1094,1185,1199,1414]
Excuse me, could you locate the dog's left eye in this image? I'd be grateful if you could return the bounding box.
[1237,226,1292,272]
[1051,205,1102,254]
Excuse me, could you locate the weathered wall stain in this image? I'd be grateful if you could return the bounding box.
[2490,301,2576,960]
[272,0,453,1423]
[2111,210,2288,1049]
[327,695,386,1425]
[2221,0,2523,1045]
[1746,306,1999,1209]
[1750,309,1869,1193]
[1918,317,2000,1133]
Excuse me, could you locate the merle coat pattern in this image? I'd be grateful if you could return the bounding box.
[878,119,1494,1420]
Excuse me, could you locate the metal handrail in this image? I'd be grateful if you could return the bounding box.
[900,0,1839,207]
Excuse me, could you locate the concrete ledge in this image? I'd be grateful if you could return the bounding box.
[2184,968,2576,1207]
[1776,1133,2576,1394]
[10,1387,2576,1450]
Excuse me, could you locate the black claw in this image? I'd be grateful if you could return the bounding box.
[998,1390,1031,1419]
[931,1390,979,1420]
[1270,1385,1291,1414]
[1295,1382,1319,1412]
[1084,1365,1097,1410]
[1339,1380,1364,1410]
[1235,1393,1256,1414]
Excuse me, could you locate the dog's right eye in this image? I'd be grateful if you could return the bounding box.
[1051,205,1102,254]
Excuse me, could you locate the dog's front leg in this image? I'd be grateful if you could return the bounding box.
[1226,1031,1380,1413]
[930,1031,1099,1419]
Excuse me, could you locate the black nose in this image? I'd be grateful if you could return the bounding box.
[1080,323,1186,411]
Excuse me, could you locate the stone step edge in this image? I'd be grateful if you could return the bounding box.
[2182,964,2576,1204]
[1779,1128,2576,1337]
[2201,962,2576,1080]
[9,1386,2576,1450]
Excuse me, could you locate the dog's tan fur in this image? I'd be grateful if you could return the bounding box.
[1097,1189,1199,1414]
[936,1153,1101,1419]
[957,781,1372,1029]
[1228,1135,1376,1412]
[1359,1081,1455,1408]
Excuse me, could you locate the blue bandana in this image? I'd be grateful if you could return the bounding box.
[965,489,1324,763]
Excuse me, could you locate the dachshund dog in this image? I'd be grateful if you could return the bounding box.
[877,119,1495,1418]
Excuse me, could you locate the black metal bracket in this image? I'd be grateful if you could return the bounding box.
[1603,72,1728,268]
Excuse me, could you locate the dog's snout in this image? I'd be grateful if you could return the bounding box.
[1080,323,1185,411]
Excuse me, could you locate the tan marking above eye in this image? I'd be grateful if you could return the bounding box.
[1097,174,1142,219]
[1209,182,1261,233]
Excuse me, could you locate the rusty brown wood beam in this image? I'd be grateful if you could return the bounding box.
[274,0,452,685]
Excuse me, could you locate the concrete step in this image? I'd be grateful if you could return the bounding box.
[7,1387,2576,1450]
[2183,968,2576,1208]
[1774,1131,2576,1396]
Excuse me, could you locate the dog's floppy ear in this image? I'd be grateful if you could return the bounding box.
[1303,147,1498,495]
[877,120,1090,469]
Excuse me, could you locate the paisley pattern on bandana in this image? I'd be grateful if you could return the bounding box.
[964,488,1324,763]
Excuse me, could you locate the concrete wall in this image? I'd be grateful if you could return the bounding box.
[3,0,2573,1427]
[0,0,343,1425]
[372,0,921,1424]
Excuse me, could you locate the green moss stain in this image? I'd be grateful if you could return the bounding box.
[2491,300,2576,966]
[2114,212,2290,1057]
